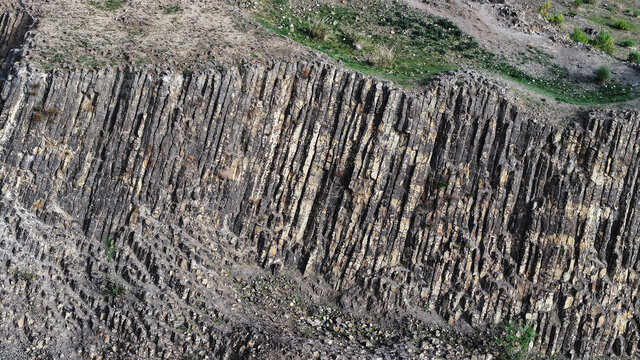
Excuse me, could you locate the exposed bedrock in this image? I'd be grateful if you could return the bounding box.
[0,10,32,74]
[0,12,639,359]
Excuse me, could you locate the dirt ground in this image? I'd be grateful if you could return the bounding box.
[1,0,325,70]
[406,0,640,110]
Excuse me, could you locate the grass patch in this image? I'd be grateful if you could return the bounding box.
[494,322,537,360]
[13,271,35,284]
[102,236,116,262]
[89,0,124,11]
[102,276,127,297]
[253,0,637,104]
[160,4,183,14]
[619,39,635,47]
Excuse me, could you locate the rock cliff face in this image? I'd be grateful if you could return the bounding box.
[0,10,639,360]
[0,11,32,72]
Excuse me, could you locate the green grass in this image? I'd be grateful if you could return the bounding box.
[102,236,116,262]
[160,4,183,14]
[101,276,127,297]
[588,15,639,33]
[253,0,637,105]
[89,0,124,11]
[494,322,537,360]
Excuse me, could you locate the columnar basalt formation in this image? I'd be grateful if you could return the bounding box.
[0,10,638,360]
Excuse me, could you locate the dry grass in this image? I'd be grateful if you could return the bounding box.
[373,46,395,68]
[310,21,329,41]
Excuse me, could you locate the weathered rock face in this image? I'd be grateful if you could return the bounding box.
[0,11,32,72]
[0,11,639,360]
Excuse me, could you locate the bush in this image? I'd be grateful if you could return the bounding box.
[619,39,635,47]
[494,322,537,360]
[594,65,612,82]
[570,28,589,43]
[573,0,583,6]
[628,51,640,63]
[590,31,615,54]
[614,20,631,30]
[583,0,597,3]
[549,13,564,24]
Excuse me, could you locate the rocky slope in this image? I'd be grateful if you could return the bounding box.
[0,9,639,360]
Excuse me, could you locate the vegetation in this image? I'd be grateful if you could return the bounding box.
[538,1,552,20]
[549,13,565,24]
[628,51,640,63]
[614,20,631,31]
[619,39,635,47]
[44,108,58,117]
[570,28,589,43]
[594,65,612,82]
[494,322,537,360]
[13,271,35,284]
[309,21,329,41]
[160,4,183,14]
[102,236,116,262]
[589,31,615,54]
[253,0,637,105]
[373,46,395,68]
[102,276,127,297]
[89,0,123,11]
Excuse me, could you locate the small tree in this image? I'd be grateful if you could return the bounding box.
[594,65,612,83]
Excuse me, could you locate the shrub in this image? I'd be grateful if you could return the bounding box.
[538,1,552,19]
[570,28,589,43]
[549,13,564,24]
[594,65,612,82]
[614,20,631,30]
[309,21,329,41]
[568,10,578,16]
[573,0,583,6]
[619,39,635,47]
[628,51,640,63]
[590,31,615,54]
[373,46,395,68]
[494,322,537,360]
[634,10,640,17]
[583,0,597,3]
